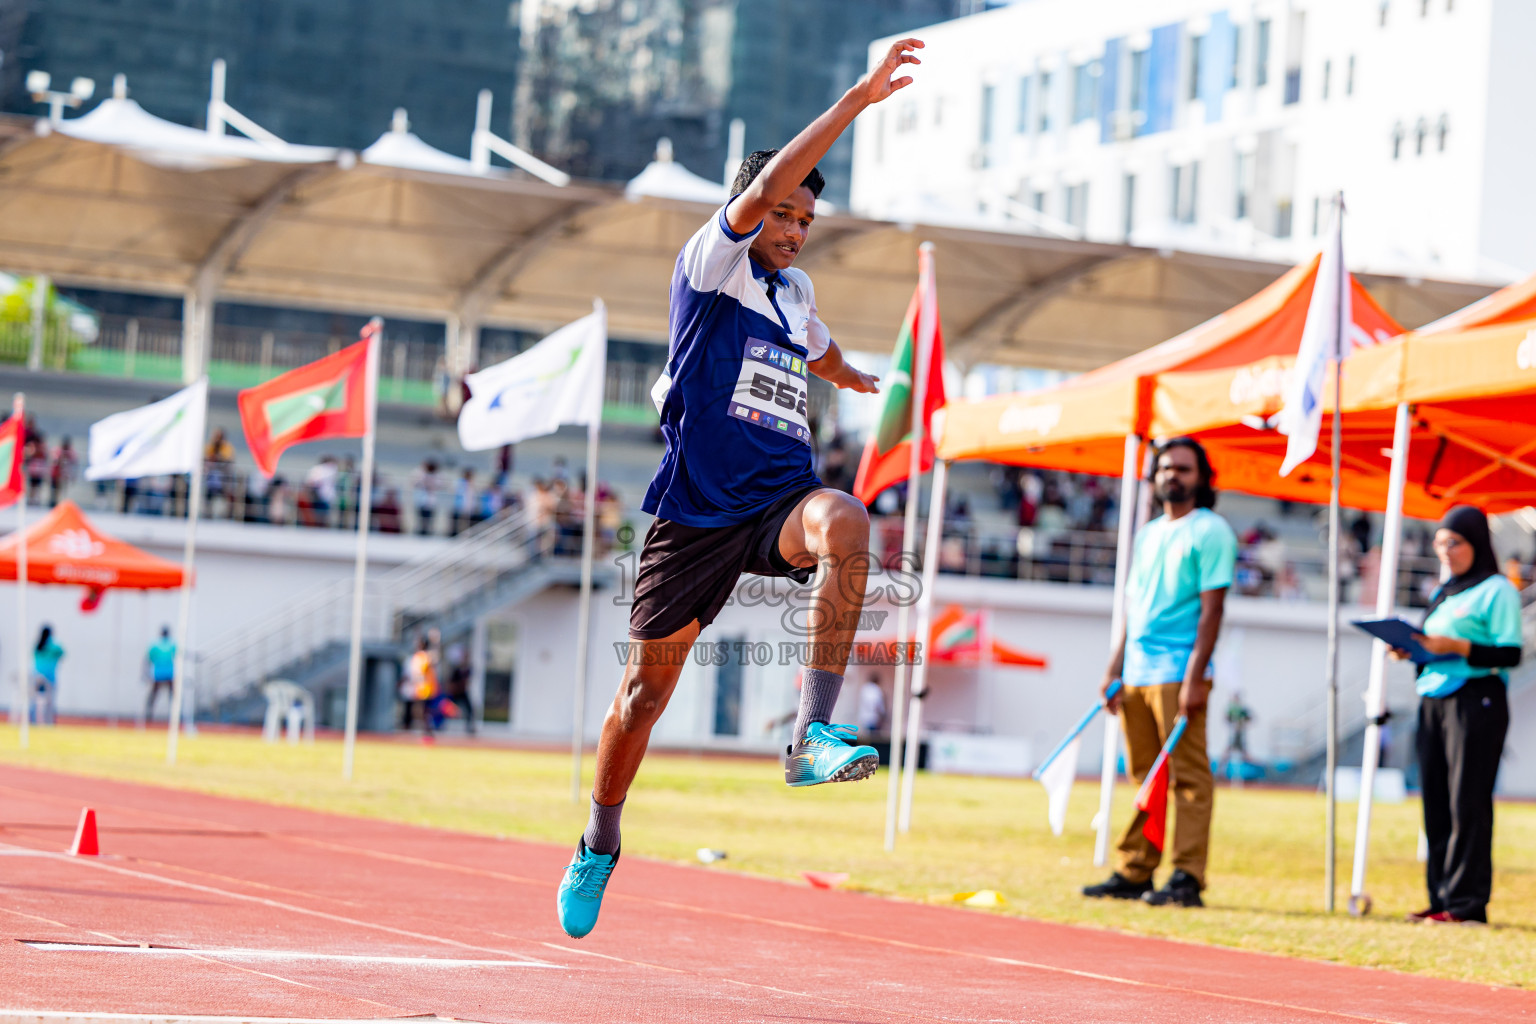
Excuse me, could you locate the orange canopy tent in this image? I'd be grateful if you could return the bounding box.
[1146,273,1536,517]
[855,605,1049,670]
[0,501,187,609]
[934,254,1402,476]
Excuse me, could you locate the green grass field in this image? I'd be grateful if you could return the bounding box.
[2,724,1533,988]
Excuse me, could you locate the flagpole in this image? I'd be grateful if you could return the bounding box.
[1323,195,1347,913]
[165,378,208,766]
[885,241,935,852]
[342,318,382,781]
[1094,432,1143,864]
[13,393,26,749]
[570,300,607,803]
[898,456,947,833]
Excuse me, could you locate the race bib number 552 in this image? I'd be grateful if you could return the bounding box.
[727,338,812,446]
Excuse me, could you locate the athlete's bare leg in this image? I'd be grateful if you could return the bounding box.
[591,620,701,805]
[776,487,871,674]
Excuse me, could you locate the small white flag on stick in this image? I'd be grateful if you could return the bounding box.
[1278,197,1350,477]
[1039,736,1081,837]
[457,309,607,451]
[86,378,208,481]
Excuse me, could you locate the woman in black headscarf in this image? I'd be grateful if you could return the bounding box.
[1391,505,1522,924]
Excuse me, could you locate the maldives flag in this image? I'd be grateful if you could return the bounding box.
[851,252,945,506]
[1134,716,1188,852]
[238,327,375,477]
[0,413,23,508]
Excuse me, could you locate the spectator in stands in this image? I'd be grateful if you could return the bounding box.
[144,626,176,723]
[32,625,63,725]
[857,675,887,736]
[337,456,358,529]
[267,476,292,525]
[1504,555,1526,591]
[372,485,402,533]
[23,418,47,505]
[818,435,854,493]
[48,436,77,507]
[305,456,339,525]
[205,427,235,512]
[453,468,477,535]
[413,459,440,535]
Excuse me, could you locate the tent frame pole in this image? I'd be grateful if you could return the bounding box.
[1349,400,1411,915]
[342,320,382,781]
[898,457,948,833]
[884,242,935,853]
[1095,432,1143,866]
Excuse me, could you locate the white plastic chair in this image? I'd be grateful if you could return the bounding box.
[260,680,315,744]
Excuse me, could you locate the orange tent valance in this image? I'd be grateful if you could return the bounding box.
[0,501,186,607]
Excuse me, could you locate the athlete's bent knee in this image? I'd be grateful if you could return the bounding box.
[809,492,869,555]
[613,666,674,733]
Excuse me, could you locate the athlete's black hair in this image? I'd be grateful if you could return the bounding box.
[1150,436,1217,510]
[730,149,825,200]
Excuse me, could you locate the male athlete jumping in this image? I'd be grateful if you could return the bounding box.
[557,37,925,939]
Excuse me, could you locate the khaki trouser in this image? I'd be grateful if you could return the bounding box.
[1116,682,1214,888]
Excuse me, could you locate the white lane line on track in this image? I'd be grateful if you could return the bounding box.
[21,942,565,968]
[0,842,565,971]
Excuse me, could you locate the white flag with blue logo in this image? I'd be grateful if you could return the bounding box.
[457,307,607,451]
[1278,199,1350,477]
[85,377,207,481]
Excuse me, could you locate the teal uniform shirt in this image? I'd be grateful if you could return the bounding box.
[1416,574,1523,698]
[1124,508,1238,687]
[147,639,177,682]
[33,641,63,684]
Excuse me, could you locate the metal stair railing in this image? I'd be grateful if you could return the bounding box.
[197,508,549,708]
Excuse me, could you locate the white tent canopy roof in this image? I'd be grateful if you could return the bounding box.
[54,97,337,170]
[625,139,727,205]
[361,109,479,175]
[0,112,1491,370]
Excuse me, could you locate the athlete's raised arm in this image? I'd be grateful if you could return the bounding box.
[725,37,922,237]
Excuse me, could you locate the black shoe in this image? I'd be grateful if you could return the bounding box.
[1141,870,1203,907]
[1081,873,1153,900]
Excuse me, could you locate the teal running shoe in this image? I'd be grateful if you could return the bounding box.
[556,838,618,939]
[784,722,880,787]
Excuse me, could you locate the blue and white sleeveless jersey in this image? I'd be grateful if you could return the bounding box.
[643,201,830,527]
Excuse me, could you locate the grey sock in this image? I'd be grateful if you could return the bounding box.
[583,796,624,856]
[794,668,844,745]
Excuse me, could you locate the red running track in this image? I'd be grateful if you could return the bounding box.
[0,765,1531,1024]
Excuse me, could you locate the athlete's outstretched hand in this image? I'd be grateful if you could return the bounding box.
[857,38,923,106]
[834,365,881,394]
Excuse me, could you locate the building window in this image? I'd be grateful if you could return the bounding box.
[1188,35,1204,102]
[1284,67,1301,105]
[1347,55,1356,96]
[1130,49,1149,118]
[1030,189,1046,214]
[1038,71,1053,132]
[1234,152,1252,220]
[980,84,995,146]
[1420,0,1430,15]
[1171,162,1199,224]
[1321,60,1331,100]
[1415,117,1428,155]
[1275,198,1293,239]
[1017,77,1032,133]
[1380,1,1390,27]
[1312,196,1321,236]
[1391,122,1404,159]
[1123,173,1136,239]
[1256,20,1271,87]
[1229,25,1243,89]
[1073,62,1098,123]
[1437,113,1449,151]
[1065,182,1089,230]
[897,101,918,133]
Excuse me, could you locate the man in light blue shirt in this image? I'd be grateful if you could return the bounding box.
[1084,437,1236,909]
[144,626,176,723]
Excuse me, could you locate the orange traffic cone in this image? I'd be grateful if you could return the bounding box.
[69,807,99,856]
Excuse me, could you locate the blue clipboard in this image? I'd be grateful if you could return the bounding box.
[1350,617,1458,665]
